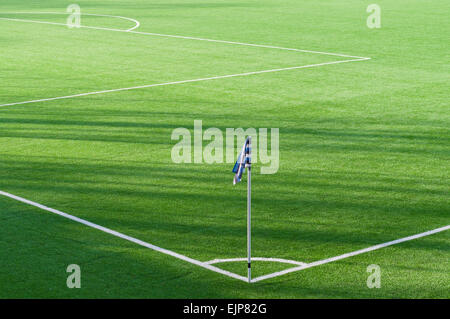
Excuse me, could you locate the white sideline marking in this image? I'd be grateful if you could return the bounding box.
[0,58,365,108]
[1,190,448,284]
[206,257,306,266]
[0,12,140,32]
[0,14,446,284]
[0,15,370,108]
[0,190,248,283]
[251,225,450,283]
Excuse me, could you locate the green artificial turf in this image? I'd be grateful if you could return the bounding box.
[0,0,448,298]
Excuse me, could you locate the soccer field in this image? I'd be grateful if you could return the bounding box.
[0,0,448,298]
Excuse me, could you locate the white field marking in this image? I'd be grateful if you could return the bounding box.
[205,257,306,266]
[0,190,248,283]
[0,15,370,108]
[251,225,450,283]
[0,15,370,59]
[0,58,365,108]
[0,12,140,31]
[1,189,448,284]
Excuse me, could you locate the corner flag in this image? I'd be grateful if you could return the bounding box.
[232,136,252,283]
[232,137,251,185]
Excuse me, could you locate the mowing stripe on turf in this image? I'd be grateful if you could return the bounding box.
[1,190,448,284]
[0,190,248,283]
[251,225,450,283]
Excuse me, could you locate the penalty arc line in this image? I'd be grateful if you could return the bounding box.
[0,190,248,283]
[2,13,445,284]
[1,14,446,284]
[0,12,140,32]
[0,16,370,59]
[0,16,370,108]
[252,224,450,283]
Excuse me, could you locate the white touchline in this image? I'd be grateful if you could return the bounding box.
[1,190,448,284]
[0,190,247,283]
[251,225,450,283]
[0,14,371,108]
[0,14,445,284]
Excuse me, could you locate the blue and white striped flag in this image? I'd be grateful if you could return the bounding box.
[232,137,251,185]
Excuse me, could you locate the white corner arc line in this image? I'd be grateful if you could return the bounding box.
[0,58,365,108]
[0,12,140,32]
[1,190,448,284]
[252,225,450,283]
[205,257,306,266]
[0,190,247,283]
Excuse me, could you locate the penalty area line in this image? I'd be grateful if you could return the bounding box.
[252,224,450,283]
[0,13,140,32]
[0,58,366,108]
[0,190,248,283]
[0,16,370,59]
[0,15,370,108]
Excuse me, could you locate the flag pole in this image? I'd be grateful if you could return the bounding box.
[247,137,252,283]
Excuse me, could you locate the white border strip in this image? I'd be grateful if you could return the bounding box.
[252,225,450,283]
[0,190,248,282]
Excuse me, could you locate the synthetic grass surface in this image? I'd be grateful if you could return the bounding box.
[0,0,448,298]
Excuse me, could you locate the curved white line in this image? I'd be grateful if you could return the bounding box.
[205,257,307,266]
[0,12,370,59]
[2,189,448,284]
[0,11,140,32]
[0,190,248,283]
[0,15,371,108]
